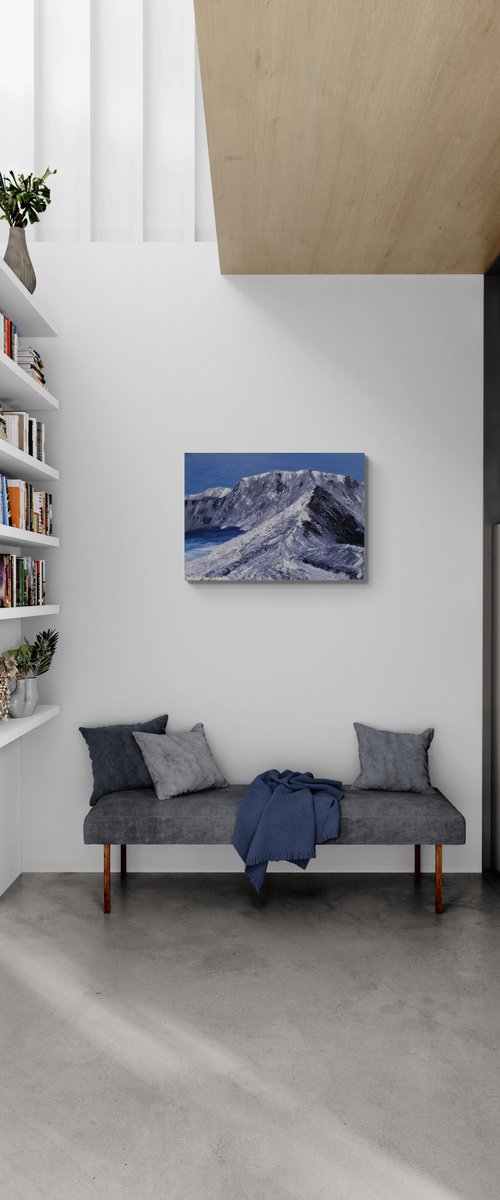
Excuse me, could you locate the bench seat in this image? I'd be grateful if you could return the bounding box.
[84,783,465,846]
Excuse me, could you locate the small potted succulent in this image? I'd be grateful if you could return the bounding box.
[9,628,58,718]
[0,654,18,721]
[0,167,57,293]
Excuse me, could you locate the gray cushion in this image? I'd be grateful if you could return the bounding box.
[353,722,435,793]
[133,722,227,801]
[83,784,465,846]
[336,788,464,844]
[80,714,169,805]
[84,785,247,844]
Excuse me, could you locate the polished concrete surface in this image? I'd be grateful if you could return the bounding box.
[0,872,499,1200]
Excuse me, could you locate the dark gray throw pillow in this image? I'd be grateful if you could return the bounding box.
[353,722,435,793]
[134,722,227,800]
[80,714,169,804]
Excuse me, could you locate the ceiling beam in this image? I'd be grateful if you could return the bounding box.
[195,0,500,273]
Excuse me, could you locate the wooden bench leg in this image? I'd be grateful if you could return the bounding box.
[414,844,421,878]
[104,844,111,914]
[121,844,127,878]
[435,843,443,914]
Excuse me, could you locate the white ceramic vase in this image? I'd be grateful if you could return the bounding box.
[9,676,39,718]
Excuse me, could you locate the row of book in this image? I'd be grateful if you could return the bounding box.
[0,312,19,363]
[0,553,47,608]
[0,409,46,462]
[0,474,54,535]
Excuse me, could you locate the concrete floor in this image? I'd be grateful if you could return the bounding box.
[0,873,499,1200]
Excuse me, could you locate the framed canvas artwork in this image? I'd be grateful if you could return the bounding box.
[184,453,365,582]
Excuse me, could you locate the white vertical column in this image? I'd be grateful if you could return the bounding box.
[143,0,195,241]
[34,0,91,241]
[91,0,143,241]
[0,0,35,242]
[195,41,216,243]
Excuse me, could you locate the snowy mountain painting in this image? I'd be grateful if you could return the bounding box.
[184,454,365,582]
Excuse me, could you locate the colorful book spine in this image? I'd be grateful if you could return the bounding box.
[1,475,9,525]
[1,477,53,535]
[0,554,15,607]
[4,478,23,529]
[0,314,18,363]
[0,553,46,608]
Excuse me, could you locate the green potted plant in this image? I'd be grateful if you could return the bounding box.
[0,167,57,293]
[9,628,58,718]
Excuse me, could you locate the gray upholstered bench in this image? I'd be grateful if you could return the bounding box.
[84,783,465,914]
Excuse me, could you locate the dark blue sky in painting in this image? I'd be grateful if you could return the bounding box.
[185,453,365,495]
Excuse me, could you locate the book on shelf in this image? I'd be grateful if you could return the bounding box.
[0,474,53,535]
[0,313,18,364]
[17,344,46,388]
[36,420,45,461]
[0,323,49,388]
[0,553,46,608]
[1,475,9,526]
[0,409,46,462]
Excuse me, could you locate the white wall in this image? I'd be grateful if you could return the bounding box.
[20,245,483,875]
[0,741,23,893]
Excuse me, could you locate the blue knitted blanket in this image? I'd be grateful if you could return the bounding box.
[233,769,343,892]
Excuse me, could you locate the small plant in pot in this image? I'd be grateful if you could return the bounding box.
[0,654,18,721]
[0,166,57,293]
[9,629,58,719]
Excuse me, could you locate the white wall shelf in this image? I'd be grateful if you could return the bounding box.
[0,261,60,898]
[0,526,59,550]
[0,353,59,413]
[0,705,60,749]
[0,260,58,337]
[0,439,58,484]
[0,605,60,622]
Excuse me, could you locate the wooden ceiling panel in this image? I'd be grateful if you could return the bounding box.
[194,0,500,273]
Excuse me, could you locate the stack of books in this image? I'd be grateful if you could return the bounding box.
[0,312,18,363]
[17,345,46,387]
[0,553,46,607]
[0,411,46,462]
[0,474,53,535]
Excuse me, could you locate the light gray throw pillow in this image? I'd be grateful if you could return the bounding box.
[353,722,435,793]
[133,723,227,800]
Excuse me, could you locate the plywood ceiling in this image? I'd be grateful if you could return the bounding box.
[194,0,500,273]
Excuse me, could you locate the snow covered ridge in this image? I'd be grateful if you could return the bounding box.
[184,469,365,582]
